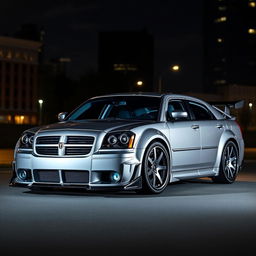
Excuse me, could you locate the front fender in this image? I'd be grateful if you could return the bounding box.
[135,128,171,164]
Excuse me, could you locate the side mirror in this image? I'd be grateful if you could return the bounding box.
[58,112,68,122]
[168,111,188,121]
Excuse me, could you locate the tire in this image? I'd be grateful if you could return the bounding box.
[212,141,239,184]
[140,141,170,194]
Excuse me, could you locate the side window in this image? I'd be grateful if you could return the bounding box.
[188,101,214,120]
[167,100,189,121]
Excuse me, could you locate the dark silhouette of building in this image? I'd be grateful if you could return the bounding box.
[204,0,256,92]
[98,29,154,92]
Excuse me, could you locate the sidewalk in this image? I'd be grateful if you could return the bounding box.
[0,148,255,167]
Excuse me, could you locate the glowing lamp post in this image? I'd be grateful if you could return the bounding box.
[170,65,180,72]
[136,80,144,87]
[158,64,181,93]
[38,99,44,125]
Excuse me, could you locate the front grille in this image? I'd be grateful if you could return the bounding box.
[34,170,60,182]
[67,136,94,145]
[36,136,60,144]
[36,146,58,155]
[35,135,94,156]
[65,146,92,155]
[62,171,89,183]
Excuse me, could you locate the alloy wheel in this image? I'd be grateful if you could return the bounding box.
[145,145,169,191]
[223,143,238,182]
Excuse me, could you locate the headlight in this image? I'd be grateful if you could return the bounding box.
[19,133,34,149]
[102,131,135,149]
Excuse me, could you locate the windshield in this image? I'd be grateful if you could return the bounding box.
[68,96,161,121]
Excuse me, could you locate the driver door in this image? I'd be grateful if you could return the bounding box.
[166,100,201,172]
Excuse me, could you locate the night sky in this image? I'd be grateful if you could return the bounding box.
[1,0,203,92]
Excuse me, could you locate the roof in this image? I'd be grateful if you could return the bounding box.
[90,92,217,106]
[96,92,169,98]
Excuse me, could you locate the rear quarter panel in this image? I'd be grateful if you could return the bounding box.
[214,120,244,170]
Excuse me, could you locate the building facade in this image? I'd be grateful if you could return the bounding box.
[98,30,154,92]
[204,0,256,91]
[0,36,41,125]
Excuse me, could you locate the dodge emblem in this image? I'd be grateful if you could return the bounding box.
[58,142,64,149]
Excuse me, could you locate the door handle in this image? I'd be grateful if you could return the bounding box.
[216,124,223,129]
[191,124,199,130]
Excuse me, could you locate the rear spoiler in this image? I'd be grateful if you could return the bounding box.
[209,100,244,119]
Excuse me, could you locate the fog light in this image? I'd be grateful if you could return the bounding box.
[111,172,121,182]
[18,169,28,180]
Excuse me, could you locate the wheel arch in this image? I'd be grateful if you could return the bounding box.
[214,130,240,171]
[135,128,172,164]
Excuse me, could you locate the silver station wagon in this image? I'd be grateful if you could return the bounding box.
[10,93,244,194]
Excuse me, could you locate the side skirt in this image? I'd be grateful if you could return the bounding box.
[170,167,219,182]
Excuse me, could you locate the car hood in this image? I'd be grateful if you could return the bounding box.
[26,119,154,134]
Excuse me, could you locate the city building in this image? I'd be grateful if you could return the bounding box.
[0,36,41,125]
[204,0,256,91]
[13,24,45,63]
[98,29,154,92]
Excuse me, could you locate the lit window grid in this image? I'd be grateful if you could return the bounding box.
[0,47,37,63]
[0,114,37,125]
[113,64,138,71]
[214,16,227,23]
[0,61,38,115]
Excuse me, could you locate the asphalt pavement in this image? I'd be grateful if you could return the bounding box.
[0,161,256,256]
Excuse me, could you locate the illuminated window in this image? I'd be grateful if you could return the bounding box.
[6,50,13,59]
[217,38,223,43]
[23,53,28,61]
[14,115,30,125]
[0,115,12,123]
[248,28,256,34]
[15,52,21,59]
[59,58,71,63]
[249,1,256,8]
[218,6,227,11]
[214,80,226,85]
[113,64,137,71]
[215,16,227,23]
[31,115,37,125]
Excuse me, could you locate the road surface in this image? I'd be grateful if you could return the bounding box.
[0,161,256,256]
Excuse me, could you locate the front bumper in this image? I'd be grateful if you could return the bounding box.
[10,150,142,191]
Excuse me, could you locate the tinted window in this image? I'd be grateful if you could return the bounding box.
[188,101,214,120]
[68,96,161,121]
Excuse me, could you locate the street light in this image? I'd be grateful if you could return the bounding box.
[136,80,144,87]
[158,64,181,92]
[136,80,143,87]
[170,65,180,72]
[38,99,43,125]
[249,102,253,109]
